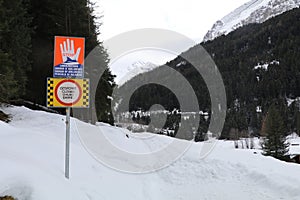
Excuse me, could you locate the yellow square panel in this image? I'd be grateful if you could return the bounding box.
[47,78,89,108]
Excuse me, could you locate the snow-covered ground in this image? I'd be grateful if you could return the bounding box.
[1,105,300,200]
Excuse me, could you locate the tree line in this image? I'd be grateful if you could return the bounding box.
[0,0,115,124]
[119,8,300,159]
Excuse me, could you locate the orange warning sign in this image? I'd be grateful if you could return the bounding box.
[53,36,85,78]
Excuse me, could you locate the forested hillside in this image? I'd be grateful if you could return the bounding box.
[0,0,115,124]
[120,8,300,139]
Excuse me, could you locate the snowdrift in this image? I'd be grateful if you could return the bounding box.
[1,106,300,200]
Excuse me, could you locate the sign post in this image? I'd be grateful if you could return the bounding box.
[47,77,89,179]
[47,36,88,179]
[65,107,71,179]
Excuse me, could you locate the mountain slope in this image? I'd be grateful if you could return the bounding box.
[1,106,300,199]
[203,0,300,42]
[119,8,300,138]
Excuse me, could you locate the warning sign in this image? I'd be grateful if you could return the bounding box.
[53,36,85,78]
[47,78,89,108]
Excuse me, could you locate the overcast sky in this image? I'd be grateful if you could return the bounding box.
[93,0,251,83]
[95,0,250,42]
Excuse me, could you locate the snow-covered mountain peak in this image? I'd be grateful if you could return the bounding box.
[117,61,158,86]
[203,0,300,42]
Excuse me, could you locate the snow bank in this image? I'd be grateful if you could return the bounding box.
[1,106,300,200]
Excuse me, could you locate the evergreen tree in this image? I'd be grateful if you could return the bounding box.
[0,51,18,101]
[0,0,32,101]
[95,68,116,125]
[262,103,288,160]
[296,111,300,135]
[121,8,300,138]
[24,0,115,124]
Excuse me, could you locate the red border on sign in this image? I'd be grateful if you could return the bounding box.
[54,79,82,106]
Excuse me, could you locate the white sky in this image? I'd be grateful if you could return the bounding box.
[94,0,250,42]
[92,0,251,84]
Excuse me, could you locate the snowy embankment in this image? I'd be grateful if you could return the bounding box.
[1,106,300,200]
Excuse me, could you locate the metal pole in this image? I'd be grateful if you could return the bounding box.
[65,107,71,179]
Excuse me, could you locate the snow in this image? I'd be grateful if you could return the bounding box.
[254,63,269,70]
[256,106,262,113]
[175,61,187,67]
[219,0,269,35]
[254,60,280,70]
[287,133,300,158]
[203,0,300,42]
[1,106,300,199]
[287,97,300,107]
[289,143,300,158]
[111,61,158,86]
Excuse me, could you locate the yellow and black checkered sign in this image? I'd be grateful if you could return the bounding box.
[47,78,89,108]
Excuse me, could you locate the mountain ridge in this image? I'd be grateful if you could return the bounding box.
[203,0,300,42]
